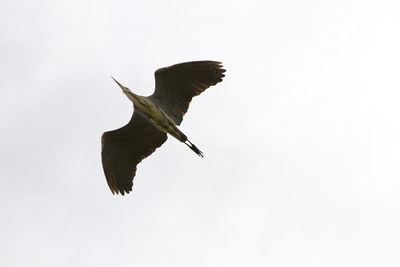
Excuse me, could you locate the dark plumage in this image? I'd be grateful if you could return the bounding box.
[101,61,225,195]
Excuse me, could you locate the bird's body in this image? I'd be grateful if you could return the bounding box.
[102,61,225,195]
[137,96,185,142]
[113,77,188,144]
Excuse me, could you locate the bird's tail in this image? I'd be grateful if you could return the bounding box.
[185,140,204,157]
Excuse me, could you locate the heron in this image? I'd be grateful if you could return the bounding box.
[101,61,226,195]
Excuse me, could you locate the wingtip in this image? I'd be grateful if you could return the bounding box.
[110,188,132,196]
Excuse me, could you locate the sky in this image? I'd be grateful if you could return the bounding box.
[1,0,400,266]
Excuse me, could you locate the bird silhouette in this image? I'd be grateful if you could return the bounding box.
[101,61,225,195]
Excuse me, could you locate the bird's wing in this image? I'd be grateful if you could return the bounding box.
[101,112,167,195]
[149,61,226,125]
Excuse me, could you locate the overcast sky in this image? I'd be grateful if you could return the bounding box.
[1,0,400,266]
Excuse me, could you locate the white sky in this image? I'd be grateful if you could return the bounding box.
[1,0,400,266]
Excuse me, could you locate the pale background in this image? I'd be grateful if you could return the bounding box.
[1,0,400,266]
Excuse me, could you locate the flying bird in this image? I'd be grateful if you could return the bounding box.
[101,61,226,195]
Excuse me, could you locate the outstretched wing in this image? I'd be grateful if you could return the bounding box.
[101,112,167,195]
[149,61,226,125]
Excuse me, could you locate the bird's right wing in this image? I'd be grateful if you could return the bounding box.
[101,112,167,195]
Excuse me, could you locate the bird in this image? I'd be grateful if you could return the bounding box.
[101,61,226,195]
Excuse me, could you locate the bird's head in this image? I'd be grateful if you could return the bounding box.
[111,76,149,109]
[111,76,131,94]
[111,76,139,102]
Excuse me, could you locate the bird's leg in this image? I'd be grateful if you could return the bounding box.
[185,140,204,158]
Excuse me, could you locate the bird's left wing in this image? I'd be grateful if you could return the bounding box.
[101,112,167,195]
[149,61,225,125]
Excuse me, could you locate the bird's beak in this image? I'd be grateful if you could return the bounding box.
[111,76,130,94]
[111,76,124,89]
